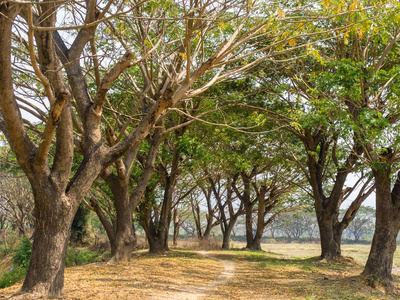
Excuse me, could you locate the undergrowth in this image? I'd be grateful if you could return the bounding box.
[0,236,108,289]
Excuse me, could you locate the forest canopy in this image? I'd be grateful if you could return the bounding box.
[0,0,400,297]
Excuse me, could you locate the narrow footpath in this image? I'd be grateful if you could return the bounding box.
[153,251,236,300]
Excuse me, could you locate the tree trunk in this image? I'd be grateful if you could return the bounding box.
[202,218,213,240]
[222,231,231,249]
[163,210,172,251]
[244,201,255,249]
[142,143,179,254]
[222,221,235,249]
[90,197,117,255]
[246,237,262,250]
[147,234,167,254]
[20,192,78,297]
[140,194,169,255]
[317,216,342,260]
[108,182,135,262]
[173,224,180,246]
[362,169,400,288]
[173,208,179,246]
[246,186,268,251]
[192,203,203,239]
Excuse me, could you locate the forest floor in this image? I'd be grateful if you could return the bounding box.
[0,243,400,299]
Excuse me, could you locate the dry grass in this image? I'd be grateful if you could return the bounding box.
[1,243,400,299]
[0,250,223,299]
[208,249,400,299]
[176,237,222,250]
[0,256,12,275]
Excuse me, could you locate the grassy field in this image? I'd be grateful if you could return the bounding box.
[1,243,400,299]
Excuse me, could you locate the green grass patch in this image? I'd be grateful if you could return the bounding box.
[0,266,26,289]
[65,247,105,267]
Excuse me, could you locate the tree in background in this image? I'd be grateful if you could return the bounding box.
[343,206,375,242]
[1,0,307,295]
[0,171,34,236]
[70,204,90,245]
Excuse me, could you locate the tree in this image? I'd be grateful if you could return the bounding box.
[1,0,305,295]
[302,210,319,241]
[70,203,90,244]
[190,181,220,241]
[208,173,244,249]
[301,2,400,286]
[343,206,374,241]
[0,171,34,236]
[239,0,399,261]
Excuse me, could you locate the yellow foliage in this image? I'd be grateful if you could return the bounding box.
[343,31,349,45]
[349,0,361,11]
[277,8,285,18]
[178,52,187,60]
[358,29,363,40]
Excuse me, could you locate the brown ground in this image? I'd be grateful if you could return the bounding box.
[0,246,400,299]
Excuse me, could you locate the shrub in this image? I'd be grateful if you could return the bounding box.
[12,236,32,269]
[65,247,101,267]
[0,266,26,289]
[0,237,104,289]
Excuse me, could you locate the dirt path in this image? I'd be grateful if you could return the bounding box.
[152,251,236,300]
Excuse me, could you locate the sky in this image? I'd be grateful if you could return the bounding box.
[342,173,375,209]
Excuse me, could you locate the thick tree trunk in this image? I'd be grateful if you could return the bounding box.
[108,182,135,262]
[244,185,269,251]
[147,231,168,254]
[362,169,400,288]
[222,221,235,249]
[246,238,262,250]
[222,231,231,249]
[140,197,169,254]
[317,216,342,260]
[20,192,78,297]
[143,145,178,254]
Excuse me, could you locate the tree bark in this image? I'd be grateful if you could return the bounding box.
[362,169,400,288]
[246,187,268,250]
[244,200,255,249]
[317,216,342,260]
[221,221,235,249]
[106,177,135,262]
[21,187,78,297]
[147,234,167,254]
[234,172,269,251]
[173,208,180,246]
[140,136,180,254]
